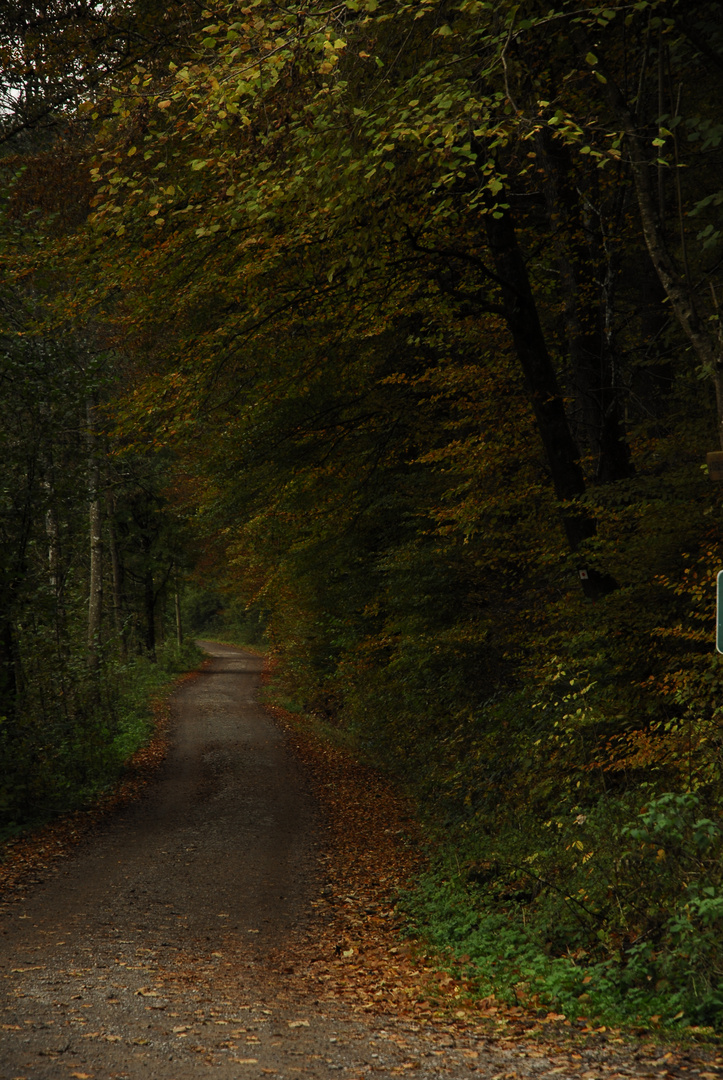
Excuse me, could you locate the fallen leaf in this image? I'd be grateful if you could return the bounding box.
[231,1058,258,1065]
[70,1073,93,1079]
[288,1020,309,1028]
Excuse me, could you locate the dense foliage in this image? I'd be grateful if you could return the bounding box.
[4,0,723,1029]
[0,0,201,828]
[0,298,199,831]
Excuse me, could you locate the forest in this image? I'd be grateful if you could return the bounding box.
[2,0,723,1033]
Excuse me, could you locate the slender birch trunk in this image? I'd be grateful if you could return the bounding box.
[105,490,126,659]
[174,565,183,648]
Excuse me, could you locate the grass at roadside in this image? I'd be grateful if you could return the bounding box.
[0,639,204,847]
[109,639,204,762]
[400,866,722,1044]
[0,639,205,911]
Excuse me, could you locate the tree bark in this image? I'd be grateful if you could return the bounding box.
[535,129,632,483]
[105,490,127,659]
[583,33,723,446]
[144,567,156,659]
[141,525,157,660]
[483,200,618,598]
[0,606,17,723]
[87,399,103,670]
[174,565,183,648]
[43,479,60,597]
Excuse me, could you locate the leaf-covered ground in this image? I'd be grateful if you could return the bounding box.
[1,647,723,1080]
[263,686,723,1075]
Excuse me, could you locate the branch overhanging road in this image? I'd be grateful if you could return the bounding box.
[0,643,713,1079]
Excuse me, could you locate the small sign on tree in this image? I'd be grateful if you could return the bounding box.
[707,451,723,482]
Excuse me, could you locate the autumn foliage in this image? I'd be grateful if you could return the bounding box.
[3,0,723,1030]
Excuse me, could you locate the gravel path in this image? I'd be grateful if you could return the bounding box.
[2,643,718,1080]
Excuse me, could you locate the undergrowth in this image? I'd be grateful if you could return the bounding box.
[400,866,716,1037]
[0,639,203,843]
[399,787,723,1040]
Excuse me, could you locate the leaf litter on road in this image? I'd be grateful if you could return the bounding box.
[2,649,723,1080]
[262,685,723,1078]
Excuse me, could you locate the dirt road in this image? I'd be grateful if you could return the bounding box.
[0,643,703,1080]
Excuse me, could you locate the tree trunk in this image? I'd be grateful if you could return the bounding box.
[483,200,618,599]
[535,129,632,483]
[0,607,17,723]
[87,399,103,670]
[585,33,723,446]
[144,563,156,660]
[43,482,60,597]
[174,565,183,648]
[105,490,127,659]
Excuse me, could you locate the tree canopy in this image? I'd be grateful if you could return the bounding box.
[4,0,723,1029]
